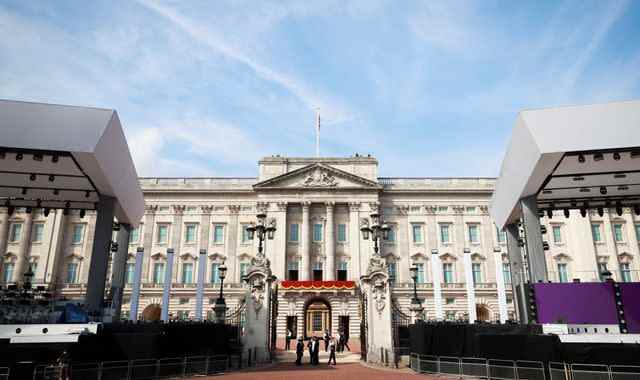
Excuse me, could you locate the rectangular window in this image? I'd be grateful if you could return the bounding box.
[468,224,479,243]
[598,263,608,281]
[241,224,251,243]
[313,261,323,281]
[66,263,78,283]
[635,224,640,242]
[496,226,506,243]
[129,226,141,244]
[412,224,423,243]
[287,260,299,281]
[2,263,14,283]
[184,224,197,243]
[289,224,299,242]
[157,225,169,244]
[466,207,476,213]
[613,224,624,242]
[552,226,562,243]
[591,224,602,242]
[387,262,397,284]
[125,263,135,284]
[337,261,348,281]
[557,263,568,283]
[438,206,448,212]
[153,263,165,284]
[313,224,323,242]
[177,310,189,320]
[502,263,511,284]
[30,262,38,277]
[72,224,84,244]
[446,298,455,304]
[240,262,249,278]
[9,223,22,242]
[472,263,482,284]
[213,225,224,243]
[32,223,44,243]
[415,263,425,284]
[181,263,193,283]
[337,224,347,242]
[621,263,632,282]
[387,226,396,242]
[210,263,220,283]
[443,263,453,284]
[312,312,323,331]
[440,224,450,243]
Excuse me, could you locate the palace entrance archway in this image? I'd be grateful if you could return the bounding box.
[304,298,331,338]
[476,304,490,322]
[141,304,161,321]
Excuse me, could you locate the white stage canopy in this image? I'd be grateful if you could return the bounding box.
[0,99,143,226]
[491,100,640,230]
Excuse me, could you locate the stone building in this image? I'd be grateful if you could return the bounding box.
[1,155,639,340]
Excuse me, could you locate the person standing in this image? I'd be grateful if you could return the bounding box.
[312,337,320,365]
[340,330,351,352]
[295,337,304,366]
[286,328,293,350]
[323,329,330,352]
[327,337,337,365]
[307,337,315,365]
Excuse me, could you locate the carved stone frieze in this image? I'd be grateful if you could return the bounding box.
[227,205,241,214]
[479,205,489,215]
[172,205,186,214]
[396,205,410,215]
[144,204,158,214]
[425,205,438,215]
[256,201,269,213]
[452,205,465,214]
[200,205,214,214]
[301,168,338,187]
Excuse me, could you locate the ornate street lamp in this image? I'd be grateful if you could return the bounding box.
[360,212,390,256]
[245,213,276,258]
[214,261,228,322]
[409,265,420,305]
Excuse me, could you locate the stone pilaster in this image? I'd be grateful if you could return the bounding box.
[325,201,335,281]
[141,204,157,281]
[170,204,185,282]
[300,201,311,281]
[348,202,361,279]
[227,205,240,282]
[14,212,33,283]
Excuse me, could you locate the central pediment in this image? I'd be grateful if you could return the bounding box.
[253,163,381,190]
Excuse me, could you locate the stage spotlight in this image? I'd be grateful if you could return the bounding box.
[631,150,640,159]
[52,155,59,163]
[546,209,553,219]
[80,209,86,218]
[598,207,604,217]
[613,152,621,161]
[65,201,71,209]
[44,208,50,217]
[26,207,32,214]
[594,153,604,161]
[542,241,550,251]
[8,206,15,216]
[85,191,91,198]
[36,199,42,208]
[16,153,23,161]
[616,203,623,216]
[570,201,577,208]
[21,188,27,195]
[540,225,547,234]
[600,186,608,195]
[63,208,69,216]
[578,154,585,163]
[29,173,36,181]
[635,205,640,216]
[33,154,43,161]
[0,150,5,159]
[580,207,587,217]
[48,175,55,182]
[53,189,59,196]
[618,185,629,191]
[564,208,570,218]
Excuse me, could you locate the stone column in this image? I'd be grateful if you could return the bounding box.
[300,202,311,281]
[506,223,528,323]
[493,248,508,323]
[161,248,175,322]
[85,195,116,316]
[325,202,335,281]
[273,202,288,281]
[141,205,157,281]
[602,211,621,279]
[14,212,34,283]
[0,211,9,260]
[348,202,361,279]
[463,248,477,323]
[430,250,444,320]
[195,249,207,321]
[44,209,66,285]
[199,206,213,257]
[170,205,185,282]
[129,248,144,321]
[227,205,240,282]
[521,196,548,282]
[243,258,275,362]
[110,223,132,320]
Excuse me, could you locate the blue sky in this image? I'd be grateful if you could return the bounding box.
[1,1,639,178]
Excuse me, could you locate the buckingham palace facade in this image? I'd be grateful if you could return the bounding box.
[2,155,640,339]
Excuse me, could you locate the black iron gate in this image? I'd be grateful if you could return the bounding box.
[268,283,278,356]
[391,300,411,365]
[359,291,368,361]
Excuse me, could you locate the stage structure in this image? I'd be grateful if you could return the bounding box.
[491,100,640,325]
[0,99,144,325]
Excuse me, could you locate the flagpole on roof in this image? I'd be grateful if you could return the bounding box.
[315,109,321,158]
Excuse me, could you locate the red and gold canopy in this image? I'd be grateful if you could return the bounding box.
[280,280,356,290]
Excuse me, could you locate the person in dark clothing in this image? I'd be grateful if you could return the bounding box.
[323,329,330,352]
[286,328,293,350]
[295,337,304,366]
[311,337,320,365]
[340,330,351,351]
[327,337,337,365]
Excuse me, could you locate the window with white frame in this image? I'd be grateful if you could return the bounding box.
[9,223,22,242]
[125,263,135,284]
[72,224,85,244]
[557,263,569,283]
[129,225,141,244]
[337,224,347,242]
[287,260,299,280]
[239,262,249,278]
[591,224,602,242]
[387,261,397,284]
[181,262,193,283]
[157,225,169,244]
[440,224,451,243]
[598,262,608,281]
[337,260,348,281]
[66,262,78,283]
[443,263,454,283]
[552,225,562,243]
[620,263,632,282]
[213,225,224,243]
[313,223,323,242]
[184,224,197,243]
[412,224,423,243]
[30,223,44,243]
[2,262,14,283]
[210,263,220,283]
[613,224,624,242]
[496,226,506,243]
[502,263,511,284]
[635,224,640,242]
[472,263,482,284]
[241,224,252,243]
[386,225,396,242]
[289,223,299,242]
[153,262,165,284]
[415,263,425,283]
[312,261,323,281]
[468,224,480,244]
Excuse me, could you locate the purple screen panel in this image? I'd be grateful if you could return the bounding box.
[620,283,640,333]
[533,282,618,324]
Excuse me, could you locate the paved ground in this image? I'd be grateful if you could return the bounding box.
[208,362,433,379]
